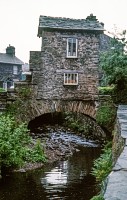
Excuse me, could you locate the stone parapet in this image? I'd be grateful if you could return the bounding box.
[104,105,127,200]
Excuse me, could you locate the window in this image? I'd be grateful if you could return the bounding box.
[67,38,77,58]
[3,82,7,91]
[64,73,78,85]
[10,82,15,89]
[13,65,18,75]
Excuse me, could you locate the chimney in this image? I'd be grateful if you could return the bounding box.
[6,45,15,56]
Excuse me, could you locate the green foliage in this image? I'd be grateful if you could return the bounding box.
[27,139,46,162]
[6,85,33,122]
[7,99,23,118]
[98,86,114,95]
[17,86,32,99]
[0,88,5,92]
[91,143,112,183]
[64,112,93,136]
[100,30,127,89]
[91,143,112,200]
[90,194,104,200]
[0,114,46,170]
[0,114,30,168]
[96,102,116,128]
[112,86,127,104]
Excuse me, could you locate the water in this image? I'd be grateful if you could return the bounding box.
[50,131,99,147]
[0,146,101,200]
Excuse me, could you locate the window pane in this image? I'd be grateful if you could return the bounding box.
[3,82,7,90]
[64,74,67,83]
[68,39,72,56]
[73,38,76,43]
[13,66,18,75]
[73,43,76,54]
[64,73,78,85]
[67,38,77,57]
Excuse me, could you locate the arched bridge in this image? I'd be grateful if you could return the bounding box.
[29,99,98,120]
[0,83,111,141]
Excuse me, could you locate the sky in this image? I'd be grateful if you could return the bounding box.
[0,0,127,63]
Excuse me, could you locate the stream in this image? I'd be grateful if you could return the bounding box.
[0,126,102,200]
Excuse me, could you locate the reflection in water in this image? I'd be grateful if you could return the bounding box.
[39,147,101,199]
[41,163,68,185]
[0,147,101,200]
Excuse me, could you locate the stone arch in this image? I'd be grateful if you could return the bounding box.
[28,99,108,141]
[29,99,97,122]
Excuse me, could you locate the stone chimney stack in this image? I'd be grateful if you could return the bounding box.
[6,45,15,56]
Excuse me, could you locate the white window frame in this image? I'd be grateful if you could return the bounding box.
[13,65,18,75]
[64,73,78,85]
[3,82,7,91]
[67,38,78,58]
[10,81,15,89]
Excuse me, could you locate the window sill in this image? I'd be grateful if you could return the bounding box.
[66,56,78,59]
[64,83,78,86]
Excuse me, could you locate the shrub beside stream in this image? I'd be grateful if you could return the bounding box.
[0,114,46,176]
[90,143,112,200]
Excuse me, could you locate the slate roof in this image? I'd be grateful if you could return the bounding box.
[38,14,104,37]
[0,53,24,65]
[0,75,13,82]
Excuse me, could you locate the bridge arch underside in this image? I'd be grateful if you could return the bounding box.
[28,99,109,142]
[30,99,97,120]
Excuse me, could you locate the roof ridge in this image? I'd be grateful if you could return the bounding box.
[39,14,99,21]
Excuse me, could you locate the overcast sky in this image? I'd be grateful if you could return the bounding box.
[0,0,127,63]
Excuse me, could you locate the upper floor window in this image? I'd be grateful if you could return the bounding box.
[67,38,77,58]
[13,65,18,75]
[64,73,78,85]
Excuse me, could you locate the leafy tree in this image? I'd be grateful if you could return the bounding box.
[100,30,127,90]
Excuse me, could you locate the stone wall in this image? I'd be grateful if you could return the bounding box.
[75,112,107,141]
[30,30,100,101]
[112,105,127,164]
[99,33,112,52]
[0,92,7,112]
[112,118,125,165]
[104,105,127,199]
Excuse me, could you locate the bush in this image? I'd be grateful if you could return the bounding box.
[91,143,112,200]
[17,86,32,99]
[91,143,112,182]
[90,194,104,200]
[64,112,93,135]
[96,102,116,130]
[0,88,5,92]
[27,139,46,162]
[0,114,46,170]
[98,86,114,95]
[0,114,30,168]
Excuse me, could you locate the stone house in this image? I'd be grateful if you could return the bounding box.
[30,14,105,101]
[0,45,24,90]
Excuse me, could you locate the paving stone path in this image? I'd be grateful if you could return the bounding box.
[104,105,127,200]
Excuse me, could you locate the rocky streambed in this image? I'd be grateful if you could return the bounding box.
[23,125,100,169]
[16,124,102,172]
